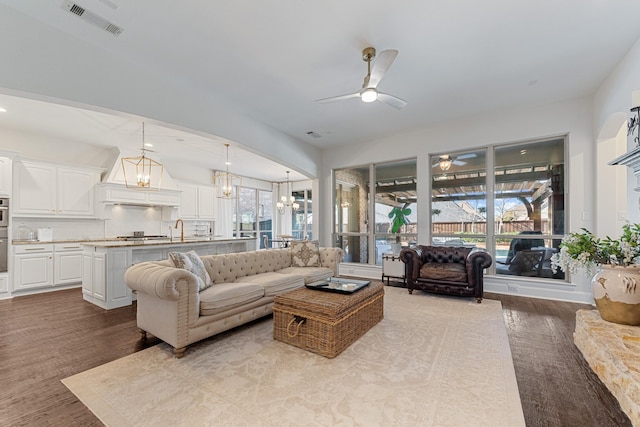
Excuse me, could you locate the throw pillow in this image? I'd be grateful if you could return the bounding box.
[290,240,321,267]
[168,250,213,291]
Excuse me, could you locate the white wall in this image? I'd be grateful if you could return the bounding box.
[593,37,640,225]
[0,127,115,170]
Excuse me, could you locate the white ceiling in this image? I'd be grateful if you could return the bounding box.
[1,0,640,182]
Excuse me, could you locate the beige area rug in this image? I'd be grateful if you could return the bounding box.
[62,287,525,427]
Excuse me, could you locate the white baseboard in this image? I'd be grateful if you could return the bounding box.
[338,262,594,304]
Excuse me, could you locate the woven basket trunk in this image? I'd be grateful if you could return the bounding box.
[273,282,384,358]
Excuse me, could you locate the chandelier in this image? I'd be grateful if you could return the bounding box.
[277,171,300,214]
[121,122,163,190]
[214,143,242,199]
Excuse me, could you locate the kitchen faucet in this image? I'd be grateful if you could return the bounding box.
[174,218,184,242]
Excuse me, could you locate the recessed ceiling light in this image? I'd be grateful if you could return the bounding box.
[0,107,6,113]
[520,149,527,155]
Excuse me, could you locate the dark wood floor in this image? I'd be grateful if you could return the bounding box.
[0,286,631,427]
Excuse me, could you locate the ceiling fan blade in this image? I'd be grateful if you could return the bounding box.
[377,92,407,110]
[452,160,466,166]
[455,153,477,160]
[316,92,361,104]
[368,49,398,88]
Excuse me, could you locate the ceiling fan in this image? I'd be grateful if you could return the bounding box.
[432,154,477,171]
[316,47,407,110]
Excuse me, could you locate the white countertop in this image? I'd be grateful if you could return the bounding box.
[13,237,255,248]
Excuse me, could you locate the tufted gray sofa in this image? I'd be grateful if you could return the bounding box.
[125,247,343,357]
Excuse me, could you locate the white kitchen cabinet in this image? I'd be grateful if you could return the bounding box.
[178,183,198,218]
[54,243,83,285]
[56,167,98,216]
[176,181,215,220]
[13,244,54,291]
[82,246,131,309]
[0,274,9,294]
[0,156,12,197]
[197,185,215,219]
[13,243,85,292]
[82,252,106,303]
[13,160,100,217]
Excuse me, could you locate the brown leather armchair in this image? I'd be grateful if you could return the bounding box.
[400,245,493,303]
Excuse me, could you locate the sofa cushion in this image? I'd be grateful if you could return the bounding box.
[420,262,467,283]
[277,266,333,284]
[168,250,213,291]
[200,249,292,284]
[290,240,320,267]
[239,272,304,297]
[199,282,265,316]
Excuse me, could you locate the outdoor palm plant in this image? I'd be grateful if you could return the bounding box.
[388,203,412,238]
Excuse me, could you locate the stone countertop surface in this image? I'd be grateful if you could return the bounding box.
[12,237,256,248]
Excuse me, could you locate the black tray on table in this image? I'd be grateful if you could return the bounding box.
[305,278,371,294]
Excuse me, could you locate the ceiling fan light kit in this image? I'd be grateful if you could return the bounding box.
[439,157,452,171]
[433,153,478,171]
[316,46,407,109]
[361,88,377,103]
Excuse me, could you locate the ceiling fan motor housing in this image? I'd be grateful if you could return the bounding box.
[362,47,376,61]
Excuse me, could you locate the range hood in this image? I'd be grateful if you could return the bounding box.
[96,150,181,210]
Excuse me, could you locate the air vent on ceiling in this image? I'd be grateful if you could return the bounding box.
[62,1,124,36]
[306,131,322,139]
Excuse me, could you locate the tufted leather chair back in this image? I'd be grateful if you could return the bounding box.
[419,245,472,265]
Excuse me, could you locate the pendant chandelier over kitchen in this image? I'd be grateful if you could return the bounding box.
[214,143,242,199]
[121,122,163,190]
[277,171,300,215]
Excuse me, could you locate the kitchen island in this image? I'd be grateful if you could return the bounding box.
[81,237,256,309]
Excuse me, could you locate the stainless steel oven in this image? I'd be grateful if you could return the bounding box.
[0,198,8,227]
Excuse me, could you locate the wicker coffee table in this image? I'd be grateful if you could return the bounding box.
[273,281,384,358]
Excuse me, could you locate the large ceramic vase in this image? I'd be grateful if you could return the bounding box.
[591,264,640,326]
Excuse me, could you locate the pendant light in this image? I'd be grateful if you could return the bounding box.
[214,143,242,199]
[121,122,163,190]
[277,171,300,215]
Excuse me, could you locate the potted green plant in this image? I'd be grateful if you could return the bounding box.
[388,203,412,252]
[551,223,640,325]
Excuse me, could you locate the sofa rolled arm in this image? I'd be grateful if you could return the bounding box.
[400,247,423,280]
[125,262,201,300]
[319,247,344,276]
[467,247,493,270]
[466,247,493,290]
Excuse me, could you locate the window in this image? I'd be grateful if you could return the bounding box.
[258,190,273,249]
[430,137,566,281]
[493,139,565,280]
[334,159,417,265]
[431,149,487,250]
[292,189,312,240]
[233,187,272,248]
[374,161,417,265]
